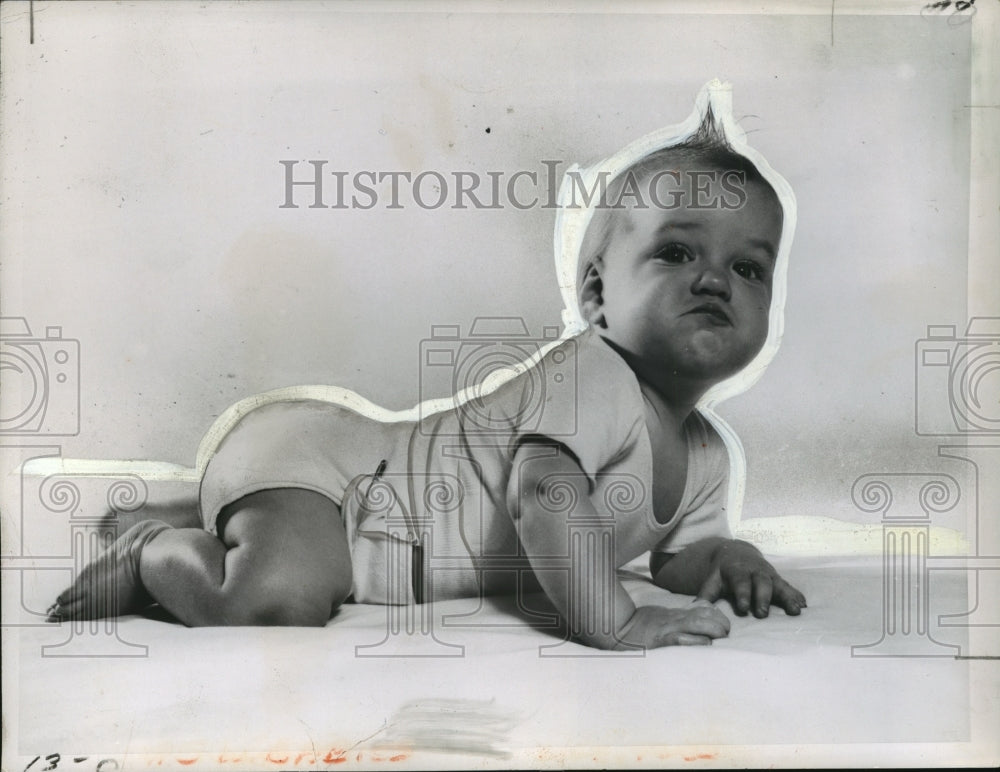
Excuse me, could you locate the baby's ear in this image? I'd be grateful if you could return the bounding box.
[578,258,606,328]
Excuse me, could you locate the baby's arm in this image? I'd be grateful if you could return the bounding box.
[508,440,730,650]
[651,538,807,618]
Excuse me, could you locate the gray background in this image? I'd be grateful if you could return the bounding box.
[0,5,976,528]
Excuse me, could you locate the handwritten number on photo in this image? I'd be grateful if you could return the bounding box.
[23,757,116,772]
[923,0,977,14]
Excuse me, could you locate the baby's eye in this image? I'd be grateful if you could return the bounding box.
[652,243,693,264]
[733,259,767,282]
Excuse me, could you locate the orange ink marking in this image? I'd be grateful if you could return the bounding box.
[389,755,408,762]
[176,760,198,766]
[266,753,289,765]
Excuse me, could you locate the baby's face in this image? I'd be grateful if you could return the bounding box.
[594,162,783,392]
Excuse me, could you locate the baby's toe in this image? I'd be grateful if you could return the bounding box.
[49,588,90,620]
[55,577,88,604]
[46,598,84,621]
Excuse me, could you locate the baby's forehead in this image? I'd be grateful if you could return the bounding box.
[606,162,782,231]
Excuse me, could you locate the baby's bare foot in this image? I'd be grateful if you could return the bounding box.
[46,520,171,621]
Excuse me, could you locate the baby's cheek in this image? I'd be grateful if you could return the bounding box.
[749,301,771,336]
[746,320,770,358]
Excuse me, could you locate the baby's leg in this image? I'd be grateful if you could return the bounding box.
[50,488,352,627]
[142,488,352,626]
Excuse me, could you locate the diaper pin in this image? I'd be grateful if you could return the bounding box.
[364,458,388,498]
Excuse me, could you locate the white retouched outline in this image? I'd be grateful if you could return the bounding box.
[24,80,795,541]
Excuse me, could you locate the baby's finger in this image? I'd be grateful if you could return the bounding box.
[696,571,724,603]
[728,570,753,616]
[752,573,773,618]
[679,606,731,639]
[650,613,726,647]
[773,578,807,615]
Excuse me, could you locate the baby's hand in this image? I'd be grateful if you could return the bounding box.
[615,603,731,649]
[697,540,807,618]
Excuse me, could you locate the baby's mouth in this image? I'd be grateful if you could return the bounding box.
[684,303,732,326]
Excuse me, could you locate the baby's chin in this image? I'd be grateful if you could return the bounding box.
[665,330,765,382]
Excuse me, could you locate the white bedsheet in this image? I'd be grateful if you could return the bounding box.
[7,556,979,769]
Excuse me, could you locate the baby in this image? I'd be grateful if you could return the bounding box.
[48,92,806,650]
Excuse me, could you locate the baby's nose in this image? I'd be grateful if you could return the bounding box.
[691,267,731,299]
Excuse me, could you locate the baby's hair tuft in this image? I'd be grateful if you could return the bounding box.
[677,102,731,152]
[622,103,761,183]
